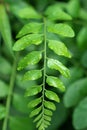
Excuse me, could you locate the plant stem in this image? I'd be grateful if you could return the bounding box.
[2,53,19,130]
[42,17,47,126]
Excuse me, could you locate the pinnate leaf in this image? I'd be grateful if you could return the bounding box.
[17,51,42,70]
[33,113,42,123]
[46,76,65,92]
[44,115,51,121]
[44,120,51,126]
[25,85,42,97]
[45,5,72,21]
[47,23,75,37]
[36,119,42,128]
[30,106,42,117]
[28,97,42,108]
[13,34,43,51]
[44,109,53,116]
[45,90,60,102]
[18,5,41,19]
[23,70,42,81]
[48,40,71,58]
[47,58,70,78]
[44,101,56,111]
[16,22,43,38]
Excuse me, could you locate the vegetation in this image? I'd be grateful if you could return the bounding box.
[0,0,87,130]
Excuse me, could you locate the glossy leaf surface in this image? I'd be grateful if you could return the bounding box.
[17,51,42,70]
[13,34,43,51]
[48,23,75,37]
[25,85,42,97]
[48,40,71,58]
[47,58,70,78]
[23,70,42,81]
[46,76,65,92]
[45,90,60,102]
[28,97,42,108]
[44,101,56,111]
[30,106,42,117]
[17,22,43,38]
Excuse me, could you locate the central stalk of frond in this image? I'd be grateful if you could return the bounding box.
[42,17,47,125]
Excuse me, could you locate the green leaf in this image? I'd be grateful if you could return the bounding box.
[48,40,71,58]
[0,105,6,119]
[30,106,42,117]
[12,93,29,113]
[44,109,53,116]
[47,23,75,37]
[38,124,45,130]
[45,5,72,21]
[18,5,41,19]
[47,58,70,78]
[17,51,42,70]
[0,80,8,98]
[36,119,42,128]
[0,4,13,56]
[28,97,42,108]
[45,90,60,103]
[44,101,56,111]
[13,34,43,51]
[44,120,51,126]
[25,85,42,97]
[33,113,42,123]
[64,78,87,107]
[23,70,42,81]
[67,0,80,18]
[10,2,41,19]
[10,1,29,17]
[16,22,43,38]
[73,97,87,130]
[46,76,65,92]
[44,115,51,121]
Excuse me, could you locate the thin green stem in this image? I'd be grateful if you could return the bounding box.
[2,53,19,130]
[42,17,47,128]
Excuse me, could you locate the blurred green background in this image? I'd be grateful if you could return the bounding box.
[0,0,87,130]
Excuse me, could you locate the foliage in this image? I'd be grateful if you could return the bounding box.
[0,0,87,130]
